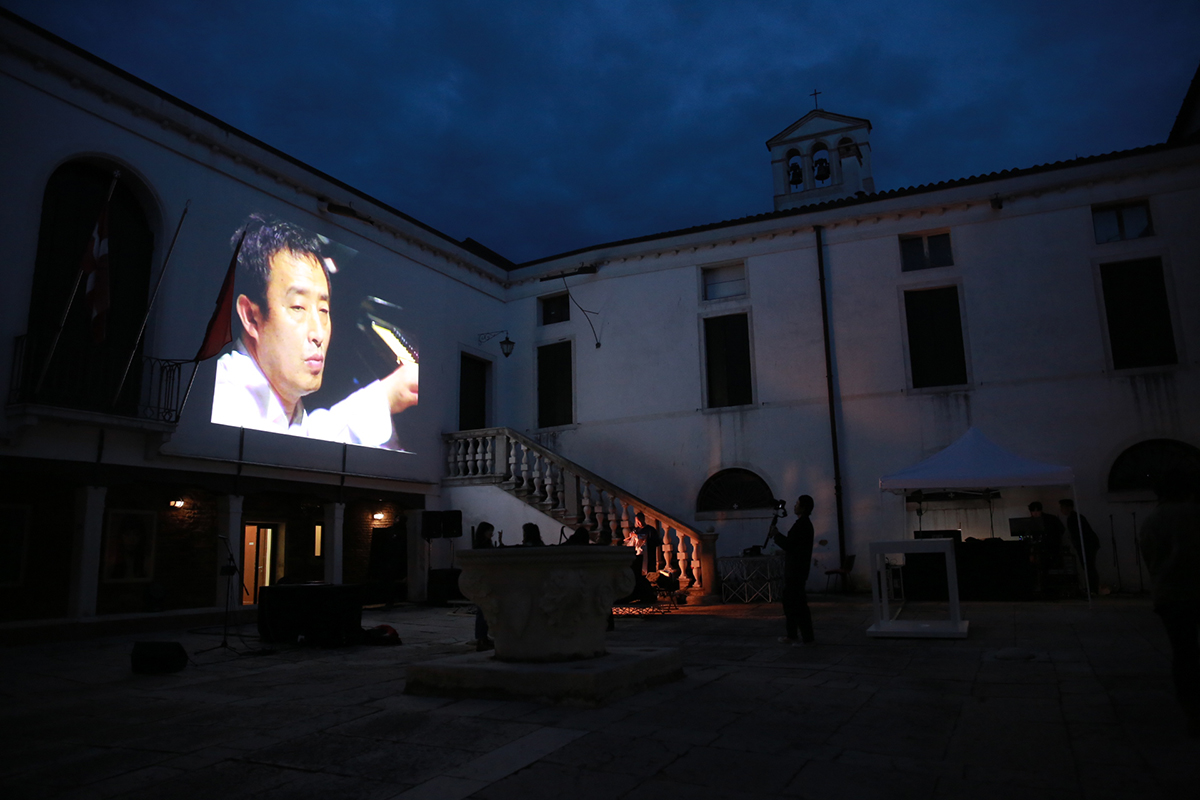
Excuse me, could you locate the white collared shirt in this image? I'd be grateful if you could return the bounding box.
[211,346,399,449]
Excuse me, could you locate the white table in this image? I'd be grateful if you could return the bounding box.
[866,539,969,638]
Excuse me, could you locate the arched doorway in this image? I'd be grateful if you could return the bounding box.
[21,160,155,414]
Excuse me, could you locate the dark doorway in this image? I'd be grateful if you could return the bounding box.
[537,341,573,428]
[366,520,407,605]
[459,353,490,430]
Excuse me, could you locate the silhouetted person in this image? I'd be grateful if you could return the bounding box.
[1030,501,1066,592]
[1139,470,1200,737]
[632,512,660,573]
[472,522,495,651]
[771,495,816,645]
[521,522,545,547]
[1060,498,1101,594]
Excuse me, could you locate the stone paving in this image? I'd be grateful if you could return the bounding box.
[2,595,1197,799]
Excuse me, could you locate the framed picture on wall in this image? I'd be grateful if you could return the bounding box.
[0,505,29,586]
[103,510,156,582]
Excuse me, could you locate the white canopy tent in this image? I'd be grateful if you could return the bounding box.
[879,427,1091,603]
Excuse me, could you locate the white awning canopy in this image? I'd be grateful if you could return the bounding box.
[879,427,1074,492]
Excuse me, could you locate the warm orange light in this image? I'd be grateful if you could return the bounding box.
[373,512,385,520]
[169,499,185,509]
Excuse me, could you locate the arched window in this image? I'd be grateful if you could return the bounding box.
[1108,439,1200,493]
[785,148,804,191]
[696,468,775,512]
[21,160,154,414]
[811,142,831,186]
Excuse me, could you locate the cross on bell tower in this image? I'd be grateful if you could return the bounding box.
[810,89,822,110]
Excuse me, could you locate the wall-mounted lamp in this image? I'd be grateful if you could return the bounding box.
[478,330,515,357]
[373,512,385,520]
[169,499,186,509]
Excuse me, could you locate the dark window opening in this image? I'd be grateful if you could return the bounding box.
[537,341,572,427]
[1108,439,1200,493]
[458,353,490,430]
[540,294,570,325]
[704,313,753,408]
[696,469,775,512]
[23,161,154,414]
[904,287,968,388]
[1092,201,1154,244]
[900,232,954,272]
[1100,257,1176,370]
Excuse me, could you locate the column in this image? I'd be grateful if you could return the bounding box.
[323,502,345,584]
[696,532,721,604]
[67,486,107,618]
[215,494,244,606]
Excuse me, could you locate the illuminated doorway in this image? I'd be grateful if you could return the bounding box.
[241,523,276,604]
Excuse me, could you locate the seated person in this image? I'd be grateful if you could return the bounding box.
[521,522,545,547]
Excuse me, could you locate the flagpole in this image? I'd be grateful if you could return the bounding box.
[111,200,191,408]
[35,170,120,395]
[178,359,203,421]
[177,229,247,421]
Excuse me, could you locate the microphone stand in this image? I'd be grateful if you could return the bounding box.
[196,535,250,655]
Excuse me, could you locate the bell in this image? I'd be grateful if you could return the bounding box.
[814,157,831,182]
[788,162,803,186]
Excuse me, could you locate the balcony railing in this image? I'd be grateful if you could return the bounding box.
[9,334,186,424]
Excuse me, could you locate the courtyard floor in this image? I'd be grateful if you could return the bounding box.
[1,595,1196,799]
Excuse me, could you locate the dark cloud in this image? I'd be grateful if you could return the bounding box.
[5,0,1198,262]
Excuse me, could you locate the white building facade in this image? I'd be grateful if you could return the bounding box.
[2,9,1198,624]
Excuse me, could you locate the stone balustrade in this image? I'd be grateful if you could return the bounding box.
[444,427,719,603]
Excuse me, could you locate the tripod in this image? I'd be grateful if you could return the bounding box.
[196,535,250,655]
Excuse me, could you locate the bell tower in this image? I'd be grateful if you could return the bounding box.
[767,110,874,211]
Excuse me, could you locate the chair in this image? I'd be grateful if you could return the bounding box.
[824,554,857,593]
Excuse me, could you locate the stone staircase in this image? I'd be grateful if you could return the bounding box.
[443,427,719,603]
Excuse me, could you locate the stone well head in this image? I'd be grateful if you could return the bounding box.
[457,546,636,662]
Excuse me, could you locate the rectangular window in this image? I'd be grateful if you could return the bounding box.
[904,287,968,388]
[702,263,746,300]
[537,341,573,427]
[1100,257,1177,369]
[1092,201,1153,244]
[458,352,490,430]
[704,313,753,407]
[314,523,323,558]
[540,294,570,325]
[900,232,954,272]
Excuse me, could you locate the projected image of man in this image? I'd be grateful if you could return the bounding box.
[211,214,418,448]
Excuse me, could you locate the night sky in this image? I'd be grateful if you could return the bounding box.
[6,1,1198,264]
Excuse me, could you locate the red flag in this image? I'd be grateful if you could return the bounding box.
[194,232,245,361]
[81,206,110,343]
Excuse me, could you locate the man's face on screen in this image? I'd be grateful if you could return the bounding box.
[250,251,331,412]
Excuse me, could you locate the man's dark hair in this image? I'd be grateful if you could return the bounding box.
[797,494,815,512]
[1059,498,1075,510]
[1028,501,1043,513]
[234,213,330,313]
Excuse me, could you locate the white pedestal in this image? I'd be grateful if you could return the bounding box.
[866,539,969,639]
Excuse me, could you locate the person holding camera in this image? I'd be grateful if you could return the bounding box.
[770,495,816,645]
